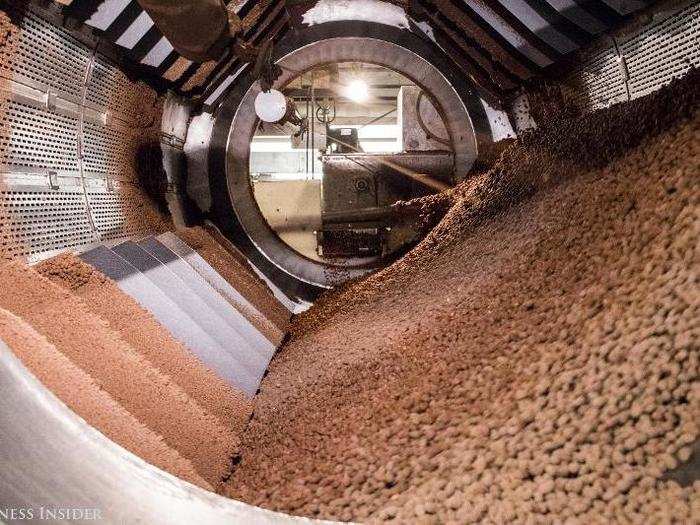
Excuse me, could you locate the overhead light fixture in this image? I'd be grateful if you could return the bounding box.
[254,89,289,123]
[254,88,308,137]
[344,79,369,103]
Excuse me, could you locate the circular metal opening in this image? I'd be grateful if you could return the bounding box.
[210,22,492,291]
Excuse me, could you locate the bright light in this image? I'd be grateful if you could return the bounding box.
[343,79,369,103]
[254,89,288,123]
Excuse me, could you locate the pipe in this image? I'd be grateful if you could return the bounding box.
[135,0,233,62]
[321,206,395,224]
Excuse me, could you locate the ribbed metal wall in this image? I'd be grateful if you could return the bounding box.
[566,1,700,112]
[61,0,656,108]
[64,0,287,103]
[0,3,162,261]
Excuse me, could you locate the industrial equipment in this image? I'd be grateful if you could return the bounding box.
[0,0,697,523]
[317,151,453,257]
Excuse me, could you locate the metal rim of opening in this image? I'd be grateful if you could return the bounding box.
[209,21,493,292]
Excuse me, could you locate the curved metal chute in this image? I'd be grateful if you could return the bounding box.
[0,341,330,525]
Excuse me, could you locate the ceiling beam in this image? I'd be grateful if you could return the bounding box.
[424,0,536,79]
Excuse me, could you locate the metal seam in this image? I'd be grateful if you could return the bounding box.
[77,45,99,240]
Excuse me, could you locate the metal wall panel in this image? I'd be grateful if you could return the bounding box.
[0,188,94,258]
[568,46,628,112]
[87,188,144,241]
[85,55,159,126]
[0,101,80,172]
[82,121,139,178]
[0,3,162,262]
[0,10,90,102]
[621,2,700,99]
[566,2,699,113]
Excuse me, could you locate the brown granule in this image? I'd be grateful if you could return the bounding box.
[36,253,253,434]
[0,308,212,491]
[181,61,218,93]
[223,71,700,522]
[0,260,239,487]
[163,56,193,83]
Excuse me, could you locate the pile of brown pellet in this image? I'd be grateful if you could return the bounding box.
[223,71,699,522]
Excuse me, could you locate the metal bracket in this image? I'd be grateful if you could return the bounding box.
[44,91,57,111]
[612,37,632,103]
[618,55,630,82]
[48,171,59,190]
[160,133,185,149]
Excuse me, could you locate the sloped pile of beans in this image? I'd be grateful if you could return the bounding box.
[224,72,699,523]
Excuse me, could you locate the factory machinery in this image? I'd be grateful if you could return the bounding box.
[0,0,698,523]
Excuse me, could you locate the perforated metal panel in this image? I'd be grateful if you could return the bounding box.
[0,189,93,258]
[86,56,157,125]
[565,3,699,113]
[87,188,148,241]
[621,3,700,99]
[82,122,137,178]
[86,57,126,109]
[568,46,628,112]
[0,9,90,102]
[0,4,163,262]
[0,101,79,172]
